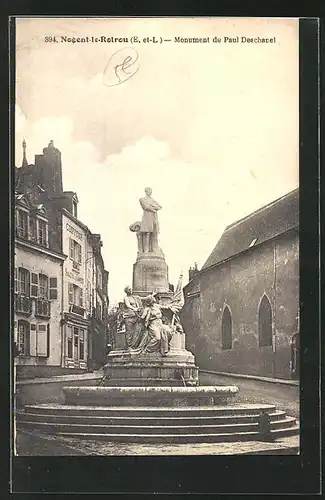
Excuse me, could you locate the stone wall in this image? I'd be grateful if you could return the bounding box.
[15,365,87,380]
[181,230,299,379]
[15,373,102,406]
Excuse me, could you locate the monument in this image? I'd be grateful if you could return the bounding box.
[130,186,168,294]
[17,187,299,445]
[103,187,199,386]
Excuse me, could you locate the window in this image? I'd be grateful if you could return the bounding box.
[68,283,83,306]
[38,219,47,246]
[86,280,92,309]
[17,320,30,355]
[29,323,37,356]
[79,329,85,359]
[17,210,28,239]
[72,200,78,218]
[69,238,82,264]
[67,326,73,358]
[30,273,39,297]
[222,306,232,350]
[14,267,18,293]
[39,274,49,299]
[68,326,86,361]
[36,324,49,357]
[49,277,58,299]
[29,217,37,241]
[18,267,30,296]
[96,267,103,289]
[258,295,273,347]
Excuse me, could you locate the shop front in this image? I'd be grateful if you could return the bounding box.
[63,312,90,370]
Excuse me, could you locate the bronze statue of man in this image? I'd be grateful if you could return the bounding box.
[139,187,162,253]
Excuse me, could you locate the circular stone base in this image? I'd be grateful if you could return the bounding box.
[62,385,239,407]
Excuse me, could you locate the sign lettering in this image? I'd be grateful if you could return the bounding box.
[65,268,84,284]
[66,223,83,241]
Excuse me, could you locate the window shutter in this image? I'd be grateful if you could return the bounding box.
[30,273,39,297]
[47,324,50,357]
[13,320,18,342]
[77,243,82,264]
[69,238,74,259]
[26,270,30,297]
[49,277,58,300]
[29,323,37,356]
[79,287,83,307]
[68,282,74,303]
[14,268,18,292]
[36,324,48,357]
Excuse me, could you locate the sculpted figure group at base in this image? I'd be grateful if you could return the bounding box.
[122,286,175,356]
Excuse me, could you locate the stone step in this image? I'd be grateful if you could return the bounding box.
[42,425,300,443]
[21,403,277,418]
[17,410,287,426]
[102,378,193,387]
[17,417,297,436]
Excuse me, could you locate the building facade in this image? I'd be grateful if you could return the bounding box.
[14,193,66,379]
[15,140,109,376]
[181,189,299,380]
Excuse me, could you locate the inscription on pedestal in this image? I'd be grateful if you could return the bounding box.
[133,258,169,293]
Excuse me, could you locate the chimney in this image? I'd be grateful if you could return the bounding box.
[35,140,63,196]
[21,139,28,168]
[188,262,199,281]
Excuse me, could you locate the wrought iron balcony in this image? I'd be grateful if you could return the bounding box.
[35,299,51,318]
[16,227,28,240]
[72,261,80,271]
[69,303,85,317]
[14,293,32,315]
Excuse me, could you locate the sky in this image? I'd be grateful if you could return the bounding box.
[15,17,299,305]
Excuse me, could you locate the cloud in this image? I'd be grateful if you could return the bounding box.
[15,18,299,303]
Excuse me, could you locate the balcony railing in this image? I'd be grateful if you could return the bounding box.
[72,261,80,271]
[35,299,51,318]
[14,293,32,315]
[15,227,48,248]
[16,227,28,240]
[69,304,86,317]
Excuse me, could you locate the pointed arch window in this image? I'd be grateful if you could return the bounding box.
[258,295,272,347]
[222,306,232,350]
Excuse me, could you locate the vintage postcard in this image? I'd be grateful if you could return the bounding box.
[13,17,300,464]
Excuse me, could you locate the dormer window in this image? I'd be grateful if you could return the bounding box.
[29,217,37,242]
[72,199,78,218]
[15,194,49,247]
[38,219,48,246]
[17,209,28,239]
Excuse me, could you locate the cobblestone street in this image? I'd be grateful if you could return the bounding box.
[199,372,300,418]
[16,429,299,456]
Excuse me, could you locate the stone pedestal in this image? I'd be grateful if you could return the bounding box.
[104,349,199,387]
[132,254,169,295]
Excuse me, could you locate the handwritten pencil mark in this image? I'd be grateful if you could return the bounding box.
[103,47,139,87]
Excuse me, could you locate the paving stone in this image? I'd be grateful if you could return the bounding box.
[15,430,299,456]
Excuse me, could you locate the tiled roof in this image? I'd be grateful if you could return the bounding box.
[202,188,299,270]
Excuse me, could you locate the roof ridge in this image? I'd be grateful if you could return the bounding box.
[225,187,299,231]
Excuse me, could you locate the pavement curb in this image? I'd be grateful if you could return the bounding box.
[200,370,299,386]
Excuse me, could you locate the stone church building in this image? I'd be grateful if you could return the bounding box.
[181,188,299,380]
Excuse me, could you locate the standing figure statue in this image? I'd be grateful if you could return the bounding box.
[139,187,162,253]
